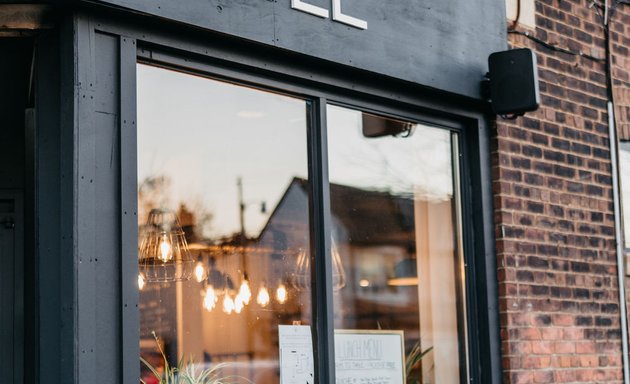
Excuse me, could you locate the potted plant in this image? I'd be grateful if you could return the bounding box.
[141,332,251,384]
[405,341,433,384]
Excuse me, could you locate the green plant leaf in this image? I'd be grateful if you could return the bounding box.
[141,334,253,384]
[405,340,433,384]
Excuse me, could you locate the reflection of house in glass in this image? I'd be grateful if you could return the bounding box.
[140,176,458,383]
[258,178,420,333]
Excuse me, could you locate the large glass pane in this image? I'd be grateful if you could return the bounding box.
[137,64,312,384]
[327,105,468,384]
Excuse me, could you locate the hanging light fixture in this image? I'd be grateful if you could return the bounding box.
[138,208,194,282]
[205,257,235,291]
[293,238,346,291]
[238,275,252,305]
[276,283,288,304]
[194,255,207,283]
[199,255,242,313]
[294,248,310,291]
[223,291,235,314]
[203,286,218,311]
[234,294,245,313]
[257,283,270,307]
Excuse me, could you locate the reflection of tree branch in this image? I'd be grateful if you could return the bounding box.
[185,198,214,239]
[335,141,414,194]
[331,134,453,201]
[138,174,214,240]
[138,175,172,222]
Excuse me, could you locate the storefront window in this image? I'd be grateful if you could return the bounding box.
[327,105,468,383]
[136,62,469,384]
[137,64,312,383]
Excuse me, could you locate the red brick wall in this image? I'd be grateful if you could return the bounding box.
[495,0,630,382]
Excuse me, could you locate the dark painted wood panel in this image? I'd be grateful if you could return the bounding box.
[36,22,79,383]
[98,0,276,44]
[88,0,506,99]
[76,17,99,383]
[93,109,122,381]
[120,36,140,384]
[76,26,123,383]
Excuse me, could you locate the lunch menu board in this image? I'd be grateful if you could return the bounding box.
[334,330,405,384]
[279,326,405,384]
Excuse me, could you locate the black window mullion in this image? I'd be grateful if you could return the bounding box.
[307,97,336,384]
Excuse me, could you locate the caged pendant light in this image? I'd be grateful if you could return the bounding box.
[139,208,194,282]
[293,238,346,292]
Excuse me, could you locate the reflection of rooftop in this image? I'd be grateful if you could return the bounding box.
[259,177,415,248]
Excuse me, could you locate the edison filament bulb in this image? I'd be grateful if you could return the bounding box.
[276,283,288,304]
[257,285,270,307]
[158,234,173,262]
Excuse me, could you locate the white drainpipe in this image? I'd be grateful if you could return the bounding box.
[608,100,630,384]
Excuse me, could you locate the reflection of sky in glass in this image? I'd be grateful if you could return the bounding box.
[327,105,453,201]
[137,64,308,239]
[620,143,630,248]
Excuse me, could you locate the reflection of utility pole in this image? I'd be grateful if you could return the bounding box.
[237,176,246,238]
[237,176,253,365]
[237,176,267,240]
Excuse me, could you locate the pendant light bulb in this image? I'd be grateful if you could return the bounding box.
[239,279,252,305]
[223,293,235,314]
[234,294,245,314]
[257,284,270,307]
[276,283,288,304]
[203,286,217,312]
[158,233,173,262]
[194,261,207,283]
[138,273,146,290]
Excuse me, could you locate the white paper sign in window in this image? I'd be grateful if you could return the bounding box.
[334,330,405,384]
[279,325,315,384]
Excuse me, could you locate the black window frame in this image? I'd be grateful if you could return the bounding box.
[134,50,490,384]
[61,11,500,384]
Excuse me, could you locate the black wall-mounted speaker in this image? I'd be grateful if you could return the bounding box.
[488,48,540,116]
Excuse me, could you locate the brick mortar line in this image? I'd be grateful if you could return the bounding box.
[496,135,614,152]
[494,172,615,189]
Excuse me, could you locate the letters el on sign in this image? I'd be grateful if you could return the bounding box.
[291,0,368,30]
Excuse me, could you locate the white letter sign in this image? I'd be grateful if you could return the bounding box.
[332,0,367,29]
[291,0,367,30]
[291,0,329,19]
